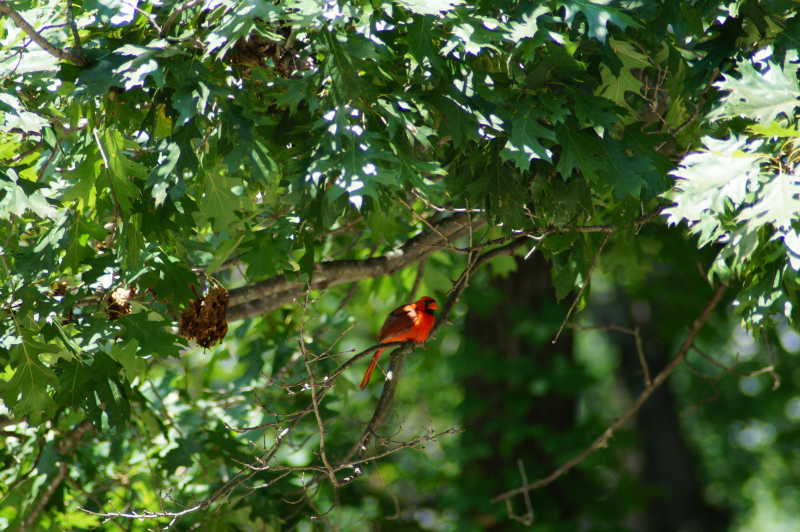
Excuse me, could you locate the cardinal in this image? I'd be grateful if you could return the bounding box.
[359,296,439,389]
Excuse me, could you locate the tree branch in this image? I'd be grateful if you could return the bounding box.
[226,213,481,321]
[337,236,531,471]
[160,0,202,38]
[19,421,93,532]
[225,207,666,322]
[492,283,727,503]
[65,0,81,51]
[0,1,87,66]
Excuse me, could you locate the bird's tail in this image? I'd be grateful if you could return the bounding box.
[359,348,385,389]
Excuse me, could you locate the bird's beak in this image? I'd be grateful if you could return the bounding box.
[429,301,439,311]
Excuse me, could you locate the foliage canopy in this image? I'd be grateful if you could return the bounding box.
[1,0,799,530]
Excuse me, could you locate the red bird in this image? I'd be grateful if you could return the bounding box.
[360,296,439,389]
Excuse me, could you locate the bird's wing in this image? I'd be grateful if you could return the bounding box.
[377,303,418,341]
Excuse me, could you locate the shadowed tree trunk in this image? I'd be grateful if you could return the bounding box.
[454,255,583,528]
[451,253,732,530]
[616,293,732,532]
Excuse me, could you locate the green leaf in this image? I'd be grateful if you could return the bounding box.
[0,176,30,219]
[85,0,137,25]
[240,232,292,279]
[96,129,141,213]
[64,215,103,271]
[207,232,245,273]
[120,213,144,271]
[197,173,245,231]
[55,354,131,429]
[663,136,764,226]
[555,122,604,183]
[711,53,800,123]
[203,0,281,59]
[596,64,642,110]
[61,158,101,210]
[108,340,146,382]
[450,20,502,56]
[602,138,658,197]
[117,314,183,359]
[112,41,171,89]
[396,0,463,16]
[738,172,800,232]
[0,340,59,423]
[0,172,57,220]
[163,436,204,474]
[747,123,800,138]
[783,230,800,271]
[507,6,549,42]
[0,94,49,133]
[501,109,554,168]
[558,0,640,42]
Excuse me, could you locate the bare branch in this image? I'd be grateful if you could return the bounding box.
[0,1,87,66]
[570,324,652,387]
[342,344,413,468]
[493,283,727,503]
[408,259,426,301]
[301,338,338,489]
[397,195,459,251]
[691,346,780,390]
[506,459,534,526]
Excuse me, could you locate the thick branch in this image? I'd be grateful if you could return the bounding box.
[0,1,87,66]
[225,207,666,322]
[492,283,727,503]
[227,213,480,321]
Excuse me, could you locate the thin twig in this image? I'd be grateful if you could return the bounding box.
[160,0,203,37]
[396,195,458,251]
[493,283,727,503]
[408,260,426,301]
[691,346,780,390]
[552,232,611,343]
[632,326,651,386]
[341,344,413,467]
[506,459,534,526]
[569,324,652,387]
[410,190,484,213]
[301,338,338,489]
[672,67,720,137]
[65,0,81,50]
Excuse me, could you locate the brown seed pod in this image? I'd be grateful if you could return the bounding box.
[107,286,135,320]
[51,281,68,297]
[178,285,229,348]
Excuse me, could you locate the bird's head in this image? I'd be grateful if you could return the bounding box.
[417,296,438,313]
